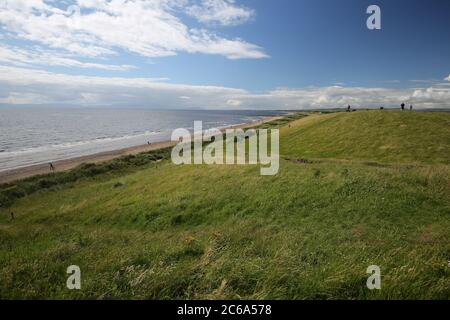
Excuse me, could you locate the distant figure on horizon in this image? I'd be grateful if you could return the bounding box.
[380,107,384,110]
[410,105,413,111]
[147,141,151,145]
[347,105,351,112]
[49,162,55,172]
[401,103,405,111]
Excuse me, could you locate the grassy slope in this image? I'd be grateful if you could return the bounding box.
[0,111,449,299]
[281,111,450,164]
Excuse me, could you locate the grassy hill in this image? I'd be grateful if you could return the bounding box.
[0,111,449,299]
[281,111,450,164]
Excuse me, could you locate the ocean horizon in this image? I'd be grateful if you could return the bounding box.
[0,108,285,172]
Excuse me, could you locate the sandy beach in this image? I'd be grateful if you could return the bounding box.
[0,115,283,184]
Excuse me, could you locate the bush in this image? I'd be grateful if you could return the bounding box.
[0,185,27,208]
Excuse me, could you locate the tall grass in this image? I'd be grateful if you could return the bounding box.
[0,111,449,299]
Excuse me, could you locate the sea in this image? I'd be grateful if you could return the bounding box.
[0,108,285,172]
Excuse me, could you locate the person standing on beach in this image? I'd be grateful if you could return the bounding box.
[49,162,55,172]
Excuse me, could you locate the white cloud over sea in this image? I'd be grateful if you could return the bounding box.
[0,1,448,109]
[1,66,449,109]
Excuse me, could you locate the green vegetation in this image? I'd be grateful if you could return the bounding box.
[0,148,172,208]
[0,111,449,299]
[281,111,450,164]
[255,112,309,129]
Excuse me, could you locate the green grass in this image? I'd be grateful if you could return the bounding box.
[0,111,449,299]
[281,111,450,164]
[0,147,172,208]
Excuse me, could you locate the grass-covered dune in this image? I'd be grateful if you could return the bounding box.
[0,111,449,299]
[281,111,450,164]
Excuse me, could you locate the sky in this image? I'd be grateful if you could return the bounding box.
[0,0,449,109]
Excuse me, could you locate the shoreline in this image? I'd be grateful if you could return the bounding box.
[0,115,283,184]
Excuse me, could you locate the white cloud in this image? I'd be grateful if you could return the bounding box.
[0,0,267,60]
[0,65,246,107]
[226,99,242,106]
[0,92,49,105]
[0,45,135,71]
[1,66,449,109]
[409,79,439,84]
[187,0,254,26]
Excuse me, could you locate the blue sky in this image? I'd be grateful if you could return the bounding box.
[132,0,450,91]
[0,0,449,109]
